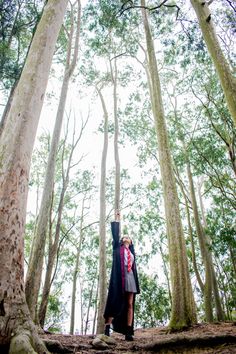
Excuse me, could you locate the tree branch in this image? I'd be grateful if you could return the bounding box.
[117,1,180,20]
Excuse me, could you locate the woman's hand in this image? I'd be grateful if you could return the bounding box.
[115,209,120,221]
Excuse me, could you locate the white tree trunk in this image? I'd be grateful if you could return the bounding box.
[110,58,121,214]
[187,160,214,322]
[25,0,81,320]
[39,115,85,327]
[70,198,85,334]
[96,87,109,334]
[187,160,224,321]
[0,0,68,352]
[190,0,236,127]
[141,0,196,329]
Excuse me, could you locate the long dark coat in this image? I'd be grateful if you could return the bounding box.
[103,221,140,335]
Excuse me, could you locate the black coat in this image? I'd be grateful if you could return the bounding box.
[103,221,140,335]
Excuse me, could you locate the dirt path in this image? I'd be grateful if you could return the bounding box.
[41,322,236,353]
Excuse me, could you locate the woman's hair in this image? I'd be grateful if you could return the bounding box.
[120,236,132,245]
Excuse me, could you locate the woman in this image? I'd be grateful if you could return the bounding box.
[103,211,140,341]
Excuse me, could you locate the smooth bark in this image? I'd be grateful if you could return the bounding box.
[187,160,214,321]
[197,180,225,321]
[0,81,18,138]
[159,244,172,302]
[175,166,205,293]
[25,0,81,320]
[197,178,208,229]
[190,0,236,127]
[39,116,85,327]
[0,0,68,352]
[187,160,224,321]
[96,87,109,334]
[70,199,85,334]
[84,280,95,334]
[92,281,99,335]
[141,0,196,329]
[110,58,121,215]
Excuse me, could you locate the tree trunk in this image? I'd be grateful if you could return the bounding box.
[0,0,68,352]
[159,244,172,303]
[186,160,214,321]
[197,178,225,320]
[80,281,84,335]
[96,87,109,334]
[0,80,18,138]
[197,178,208,229]
[211,263,225,321]
[229,246,236,276]
[0,2,45,139]
[190,0,236,127]
[141,0,196,330]
[38,185,64,327]
[39,116,84,327]
[84,280,95,334]
[70,199,85,334]
[70,248,80,335]
[110,58,121,215]
[187,160,224,321]
[25,0,81,320]
[175,166,205,294]
[92,280,99,335]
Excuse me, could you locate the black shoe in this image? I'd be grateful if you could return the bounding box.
[125,325,134,341]
[104,324,110,336]
[125,334,133,341]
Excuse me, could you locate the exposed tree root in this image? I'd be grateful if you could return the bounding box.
[136,333,236,352]
[9,328,49,354]
[0,304,50,354]
[9,331,38,354]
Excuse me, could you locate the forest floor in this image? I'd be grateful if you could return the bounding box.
[41,321,236,354]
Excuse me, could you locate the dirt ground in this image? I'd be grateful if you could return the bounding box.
[41,322,236,354]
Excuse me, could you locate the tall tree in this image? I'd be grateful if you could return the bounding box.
[0,0,44,88]
[186,157,224,321]
[141,0,197,329]
[111,57,121,214]
[38,115,87,327]
[0,0,68,352]
[0,0,45,136]
[96,85,109,334]
[25,0,81,320]
[69,185,97,335]
[190,0,236,127]
[165,77,225,322]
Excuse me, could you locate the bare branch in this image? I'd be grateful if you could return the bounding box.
[225,0,236,12]
[115,0,182,21]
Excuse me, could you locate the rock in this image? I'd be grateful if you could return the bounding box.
[97,334,117,345]
[92,337,109,349]
[44,338,74,352]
